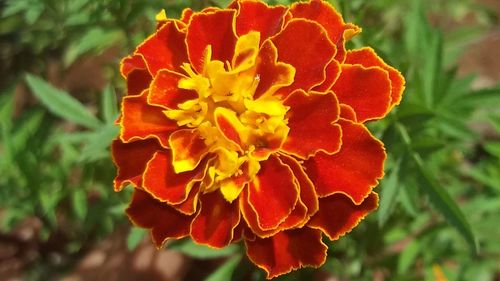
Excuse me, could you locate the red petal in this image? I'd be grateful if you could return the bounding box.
[247,155,299,230]
[120,91,177,148]
[168,129,209,173]
[181,8,194,24]
[142,151,205,205]
[282,90,342,159]
[136,21,188,76]
[126,189,192,247]
[308,192,378,240]
[339,104,357,122]
[332,64,392,123]
[149,69,198,109]
[172,183,201,215]
[120,55,147,78]
[279,154,319,217]
[191,191,241,248]
[345,47,405,109]
[235,0,288,41]
[245,228,327,279]
[271,19,336,96]
[312,59,341,92]
[187,10,237,72]
[214,107,245,149]
[111,138,161,191]
[127,68,152,96]
[253,40,295,99]
[304,119,386,204]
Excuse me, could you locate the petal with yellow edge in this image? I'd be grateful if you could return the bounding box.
[247,155,299,230]
[120,54,147,78]
[308,192,378,240]
[332,64,392,123]
[191,191,241,248]
[214,107,247,149]
[121,55,152,96]
[253,40,295,99]
[120,91,177,148]
[172,183,201,216]
[148,69,198,109]
[169,129,210,173]
[346,47,405,109]
[136,21,188,76]
[312,59,341,93]
[282,90,342,159]
[186,10,237,73]
[234,0,288,41]
[245,228,327,279]
[304,119,386,204]
[126,189,192,247]
[111,138,161,191]
[271,19,336,96]
[142,151,206,205]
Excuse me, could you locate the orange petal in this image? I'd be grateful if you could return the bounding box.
[234,0,288,41]
[181,8,194,24]
[247,155,299,230]
[271,19,336,96]
[345,47,405,109]
[282,90,342,159]
[245,228,327,279]
[339,104,357,122]
[111,138,162,191]
[214,107,246,149]
[120,91,177,148]
[279,154,319,217]
[332,64,392,123]
[168,129,209,173]
[186,10,237,73]
[191,191,241,248]
[253,40,295,99]
[308,192,378,240]
[126,189,192,247]
[136,20,188,76]
[304,119,386,204]
[120,54,147,78]
[142,151,205,205]
[149,69,198,109]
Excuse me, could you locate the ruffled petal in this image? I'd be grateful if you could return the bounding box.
[345,47,405,109]
[234,0,288,41]
[312,59,341,92]
[279,154,318,217]
[126,189,192,247]
[181,8,194,24]
[111,138,162,191]
[172,183,201,215]
[120,91,177,147]
[247,155,299,230]
[190,191,241,248]
[332,64,392,123]
[245,228,327,279]
[120,54,147,77]
[121,55,152,96]
[214,107,246,149]
[304,119,386,204]
[253,40,295,99]
[282,90,342,159]
[168,129,210,173]
[339,104,357,122]
[136,21,188,76]
[187,10,237,72]
[142,151,206,204]
[308,192,378,240]
[149,69,198,109]
[271,19,336,96]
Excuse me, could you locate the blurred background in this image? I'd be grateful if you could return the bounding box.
[0,0,499,280]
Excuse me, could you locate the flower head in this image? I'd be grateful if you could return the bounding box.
[113,0,405,278]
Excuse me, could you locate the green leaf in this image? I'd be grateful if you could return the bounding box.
[80,123,119,162]
[397,240,421,274]
[170,239,239,259]
[25,74,101,129]
[205,254,242,281]
[378,160,401,227]
[101,84,119,123]
[127,227,147,250]
[71,189,88,220]
[484,142,500,157]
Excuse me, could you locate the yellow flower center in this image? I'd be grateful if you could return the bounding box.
[165,32,291,202]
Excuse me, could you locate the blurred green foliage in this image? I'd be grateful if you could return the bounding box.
[0,0,499,280]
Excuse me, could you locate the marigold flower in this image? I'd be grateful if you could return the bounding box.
[112,0,405,278]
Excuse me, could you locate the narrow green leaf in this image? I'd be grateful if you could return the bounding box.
[127,227,147,250]
[378,160,401,227]
[25,74,101,129]
[397,240,421,274]
[170,240,239,259]
[205,254,242,281]
[101,84,119,123]
[484,142,500,157]
[80,123,119,162]
[71,189,88,220]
